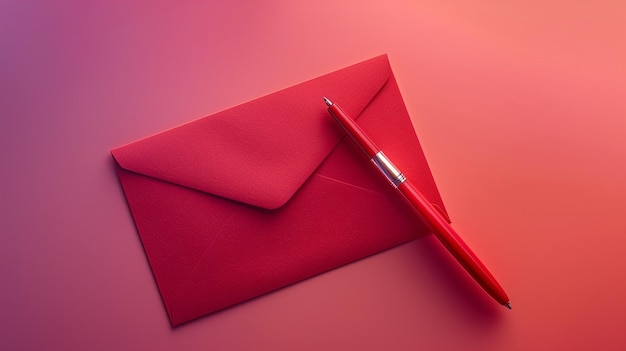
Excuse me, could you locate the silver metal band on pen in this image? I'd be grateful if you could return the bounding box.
[371,151,406,188]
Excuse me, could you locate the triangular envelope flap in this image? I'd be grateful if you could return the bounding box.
[112,55,392,209]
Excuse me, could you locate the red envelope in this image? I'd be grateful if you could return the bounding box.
[112,55,447,326]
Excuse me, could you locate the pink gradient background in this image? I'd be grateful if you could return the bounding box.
[1,0,625,350]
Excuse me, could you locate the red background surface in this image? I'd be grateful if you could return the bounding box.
[1,1,625,350]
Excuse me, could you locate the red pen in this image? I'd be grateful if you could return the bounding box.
[324,97,511,309]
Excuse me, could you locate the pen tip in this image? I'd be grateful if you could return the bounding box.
[323,96,332,106]
[505,302,512,310]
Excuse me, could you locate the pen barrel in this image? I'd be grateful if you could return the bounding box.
[327,104,378,158]
[396,181,510,305]
[326,99,509,306]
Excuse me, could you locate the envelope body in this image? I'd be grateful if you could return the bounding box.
[112,55,447,326]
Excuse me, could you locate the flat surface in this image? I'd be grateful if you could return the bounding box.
[1,1,625,350]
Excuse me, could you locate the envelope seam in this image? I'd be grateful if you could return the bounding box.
[354,76,391,120]
[170,209,238,320]
[313,173,386,196]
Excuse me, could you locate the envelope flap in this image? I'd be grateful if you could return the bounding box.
[112,55,392,209]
